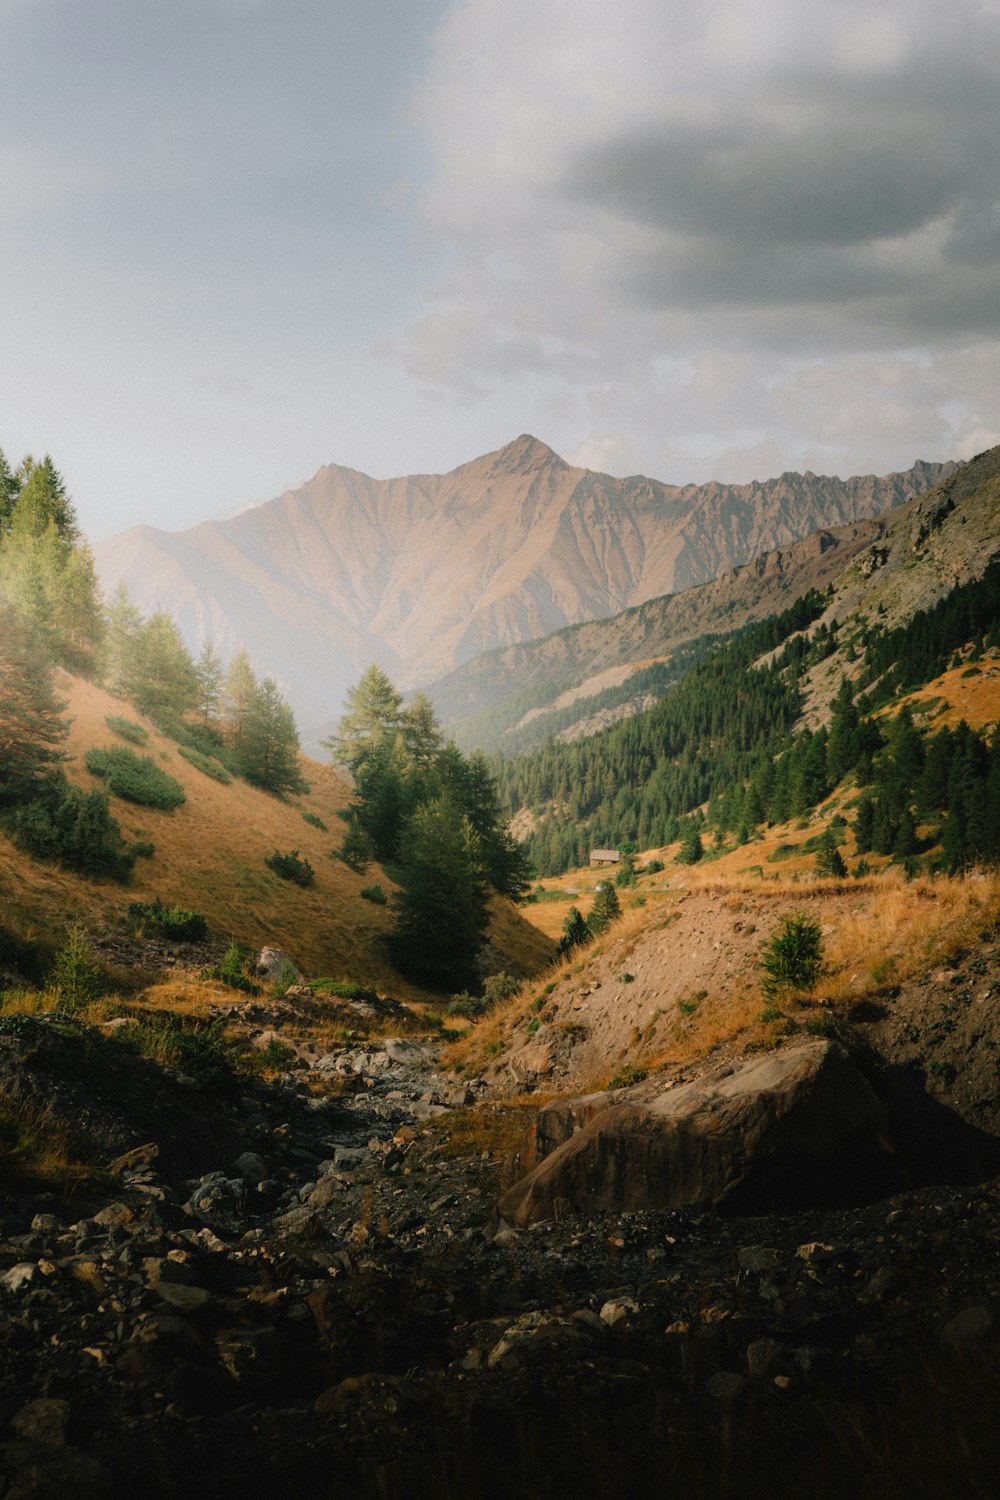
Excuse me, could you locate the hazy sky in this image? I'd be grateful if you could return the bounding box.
[2,0,999,540]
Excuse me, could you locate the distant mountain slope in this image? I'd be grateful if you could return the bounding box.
[94,436,951,744]
[433,447,998,754]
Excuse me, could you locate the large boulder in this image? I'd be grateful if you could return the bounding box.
[498,1040,897,1226]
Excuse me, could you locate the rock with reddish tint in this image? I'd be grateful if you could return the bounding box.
[499,1040,893,1226]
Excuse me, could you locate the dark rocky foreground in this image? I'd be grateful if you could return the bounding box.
[3,1023,1000,1499]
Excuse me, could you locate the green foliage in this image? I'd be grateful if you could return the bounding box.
[0,455,102,674]
[309,978,378,1003]
[557,905,590,956]
[264,848,314,886]
[445,971,519,1019]
[235,676,308,796]
[176,744,232,783]
[0,603,68,804]
[105,715,148,746]
[814,827,847,878]
[587,881,621,935]
[676,827,704,865]
[49,924,104,1009]
[127,898,208,942]
[85,746,186,810]
[123,1017,234,1088]
[301,810,327,831]
[7,772,137,880]
[608,1064,647,1090]
[759,912,824,1000]
[199,941,260,994]
[388,797,490,991]
[360,882,388,905]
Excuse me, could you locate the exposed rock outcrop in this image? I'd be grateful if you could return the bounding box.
[499,1040,895,1226]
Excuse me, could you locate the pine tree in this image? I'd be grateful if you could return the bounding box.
[130,612,198,721]
[194,641,224,727]
[100,585,142,698]
[588,881,621,934]
[854,796,875,854]
[223,648,258,755]
[389,798,490,991]
[557,905,591,955]
[0,603,68,804]
[237,677,307,795]
[815,826,847,878]
[324,664,404,771]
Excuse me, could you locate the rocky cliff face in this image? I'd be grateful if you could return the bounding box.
[94,436,951,741]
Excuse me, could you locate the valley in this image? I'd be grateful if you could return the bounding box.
[2,440,1000,1497]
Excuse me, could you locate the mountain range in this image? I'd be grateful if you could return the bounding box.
[94,436,952,744]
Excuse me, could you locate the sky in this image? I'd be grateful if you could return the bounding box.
[2,0,999,541]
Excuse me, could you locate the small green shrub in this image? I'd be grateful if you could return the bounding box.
[309,978,378,1004]
[301,811,328,831]
[124,1017,234,1088]
[199,941,260,994]
[359,883,388,905]
[177,745,232,784]
[608,1064,647,1091]
[49,924,104,1009]
[105,715,148,746]
[127,898,208,942]
[642,859,665,875]
[7,773,136,881]
[620,972,635,984]
[85,747,186,810]
[264,848,314,886]
[759,912,824,1000]
[247,1036,295,1073]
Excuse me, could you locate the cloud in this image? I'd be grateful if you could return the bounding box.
[392,0,1000,479]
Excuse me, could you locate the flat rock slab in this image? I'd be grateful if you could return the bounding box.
[499,1040,895,1226]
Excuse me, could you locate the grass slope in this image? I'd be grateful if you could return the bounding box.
[0,672,553,995]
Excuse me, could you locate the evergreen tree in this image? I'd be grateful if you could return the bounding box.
[815,826,847,878]
[588,881,621,935]
[324,664,404,770]
[853,796,875,855]
[388,798,490,990]
[194,641,224,727]
[100,585,142,698]
[0,603,68,803]
[0,447,19,534]
[223,648,258,755]
[557,905,591,956]
[676,826,704,865]
[237,677,307,796]
[130,612,198,721]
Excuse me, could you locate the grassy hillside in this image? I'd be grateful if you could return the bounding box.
[0,671,553,994]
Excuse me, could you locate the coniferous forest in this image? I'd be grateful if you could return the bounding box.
[497,566,1000,875]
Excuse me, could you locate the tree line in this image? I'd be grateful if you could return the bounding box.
[502,563,1000,877]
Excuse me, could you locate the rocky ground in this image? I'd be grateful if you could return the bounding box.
[3,996,1000,1500]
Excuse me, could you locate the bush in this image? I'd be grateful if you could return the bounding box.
[199,940,260,994]
[177,745,232,784]
[359,882,388,905]
[264,848,314,886]
[127,898,208,942]
[309,978,378,1004]
[49,924,104,1009]
[7,773,136,880]
[105,715,148,746]
[444,971,519,1019]
[85,746,186,810]
[759,912,824,1000]
[301,811,327,831]
[123,1017,233,1088]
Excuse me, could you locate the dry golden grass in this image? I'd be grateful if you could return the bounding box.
[0,672,552,998]
[821,869,1000,1002]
